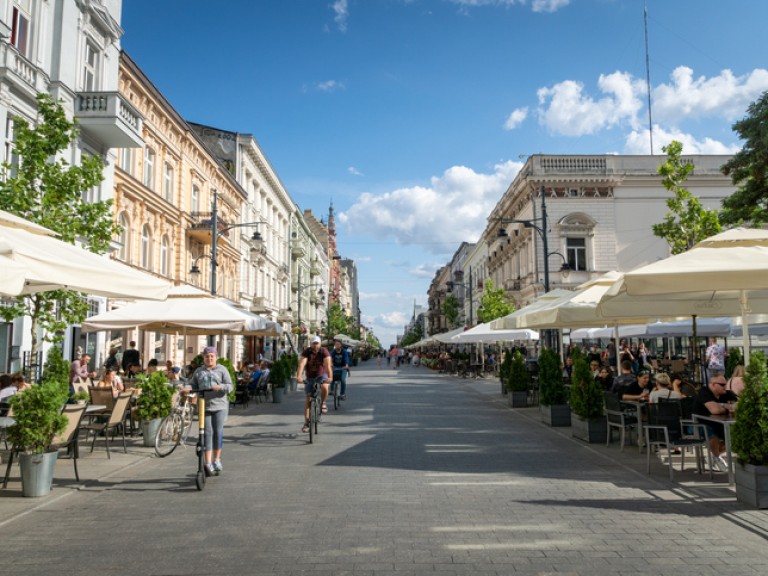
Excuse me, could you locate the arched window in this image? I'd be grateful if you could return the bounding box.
[141,224,153,270]
[191,185,199,213]
[160,235,169,276]
[118,212,130,262]
[557,213,597,272]
[143,147,155,189]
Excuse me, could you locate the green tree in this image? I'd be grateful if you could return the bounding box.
[652,140,721,255]
[443,294,460,329]
[476,279,515,323]
[0,93,118,364]
[720,90,768,225]
[400,322,423,347]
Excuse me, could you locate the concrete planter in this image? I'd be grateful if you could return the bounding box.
[141,418,162,447]
[541,404,571,427]
[507,391,528,408]
[571,413,608,443]
[272,387,285,403]
[735,462,768,509]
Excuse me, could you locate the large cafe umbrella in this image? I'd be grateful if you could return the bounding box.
[0,209,170,300]
[599,228,768,363]
[451,322,539,343]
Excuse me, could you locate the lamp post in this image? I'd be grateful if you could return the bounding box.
[190,190,267,344]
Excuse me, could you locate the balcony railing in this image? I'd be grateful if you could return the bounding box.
[75,91,144,148]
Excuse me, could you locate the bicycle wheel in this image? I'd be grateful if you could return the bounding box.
[308,398,315,444]
[333,381,341,410]
[314,397,320,435]
[155,413,182,457]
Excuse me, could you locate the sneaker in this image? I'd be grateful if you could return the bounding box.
[302,422,310,433]
[713,456,728,472]
[321,403,328,414]
[213,459,223,473]
[204,463,215,477]
[340,395,347,401]
[718,455,731,472]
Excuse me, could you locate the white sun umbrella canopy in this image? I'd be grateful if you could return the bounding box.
[81,285,273,335]
[433,326,469,343]
[570,324,651,340]
[491,289,574,330]
[452,321,539,343]
[0,209,170,300]
[599,228,768,363]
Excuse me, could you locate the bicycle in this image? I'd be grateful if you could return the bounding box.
[307,378,322,444]
[154,390,195,458]
[330,368,349,410]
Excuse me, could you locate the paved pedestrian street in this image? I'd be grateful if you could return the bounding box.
[2,361,768,576]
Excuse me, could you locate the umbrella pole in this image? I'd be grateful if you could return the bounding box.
[691,314,699,386]
[741,290,751,367]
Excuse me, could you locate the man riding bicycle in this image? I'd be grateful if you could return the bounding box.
[297,335,333,433]
[330,337,351,400]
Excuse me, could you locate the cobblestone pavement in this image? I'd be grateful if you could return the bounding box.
[1,361,767,576]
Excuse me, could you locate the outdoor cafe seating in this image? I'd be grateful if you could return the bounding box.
[645,401,711,481]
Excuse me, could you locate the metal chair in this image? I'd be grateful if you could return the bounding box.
[80,391,133,459]
[604,391,638,451]
[645,401,711,480]
[49,403,88,482]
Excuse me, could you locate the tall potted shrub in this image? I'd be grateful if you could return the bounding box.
[135,371,173,446]
[538,348,570,427]
[731,351,768,508]
[506,351,529,408]
[5,348,69,497]
[269,357,289,403]
[285,353,299,391]
[569,357,606,443]
[499,348,511,395]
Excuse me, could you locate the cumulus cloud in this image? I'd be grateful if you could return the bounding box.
[624,125,741,156]
[379,311,408,328]
[537,72,645,136]
[332,0,349,32]
[317,80,345,92]
[503,106,528,130]
[652,66,768,123]
[532,0,571,12]
[338,160,523,255]
[536,66,768,139]
[348,166,363,176]
[411,263,441,278]
[447,0,570,12]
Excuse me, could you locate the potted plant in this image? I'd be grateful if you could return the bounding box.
[217,357,238,403]
[71,390,90,405]
[506,351,529,408]
[5,348,69,497]
[569,357,607,443]
[499,348,511,395]
[135,371,173,447]
[284,353,299,391]
[269,357,289,403]
[731,351,768,508]
[538,348,570,427]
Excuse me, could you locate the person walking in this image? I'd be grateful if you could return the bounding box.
[297,335,332,433]
[188,346,232,476]
[122,341,140,374]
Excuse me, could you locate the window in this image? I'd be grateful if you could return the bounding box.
[83,40,99,91]
[141,224,152,270]
[160,235,169,276]
[11,1,31,58]
[566,237,587,271]
[191,185,199,213]
[118,147,133,174]
[118,213,130,262]
[143,147,155,189]
[4,117,19,178]
[162,162,173,202]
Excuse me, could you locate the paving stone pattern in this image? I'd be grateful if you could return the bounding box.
[1,361,767,575]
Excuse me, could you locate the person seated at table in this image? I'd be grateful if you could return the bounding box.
[726,365,745,397]
[147,358,159,374]
[0,373,15,402]
[615,367,651,401]
[648,373,682,403]
[670,373,696,398]
[126,362,143,378]
[610,361,638,397]
[246,363,262,393]
[595,366,614,391]
[693,374,738,472]
[96,366,124,398]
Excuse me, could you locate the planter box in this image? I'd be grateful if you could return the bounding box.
[541,404,571,427]
[272,387,285,403]
[735,462,768,509]
[141,418,162,447]
[500,378,507,395]
[507,390,528,408]
[571,413,607,443]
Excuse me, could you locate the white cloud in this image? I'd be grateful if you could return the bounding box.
[503,106,528,130]
[379,311,408,328]
[348,166,363,176]
[652,66,768,123]
[317,80,345,92]
[624,125,741,156]
[532,0,571,12]
[537,72,645,137]
[332,0,349,32]
[338,160,523,255]
[411,263,441,278]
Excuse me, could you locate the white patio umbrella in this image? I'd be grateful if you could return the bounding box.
[81,285,277,336]
[491,289,574,330]
[451,322,539,343]
[0,209,170,300]
[599,228,768,363]
[570,324,650,340]
[433,326,469,343]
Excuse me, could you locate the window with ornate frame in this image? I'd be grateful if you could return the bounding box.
[160,235,169,276]
[162,162,173,202]
[118,212,130,262]
[557,213,596,272]
[141,224,152,270]
[143,147,155,189]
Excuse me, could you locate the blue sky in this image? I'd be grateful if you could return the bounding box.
[121,0,768,347]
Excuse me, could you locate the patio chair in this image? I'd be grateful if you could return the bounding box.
[80,391,133,459]
[604,391,638,451]
[231,380,249,409]
[251,371,270,403]
[88,386,115,414]
[49,403,88,482]
[645,401,711,481]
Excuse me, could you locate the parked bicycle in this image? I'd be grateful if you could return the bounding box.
[154,390,195,458]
